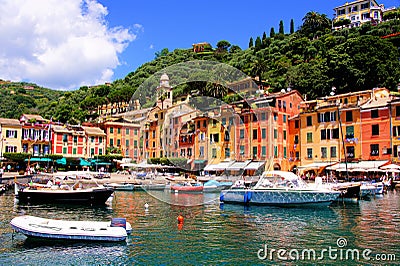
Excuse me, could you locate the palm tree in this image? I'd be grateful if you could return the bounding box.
[250,58,268,87]
[300,11,331,39]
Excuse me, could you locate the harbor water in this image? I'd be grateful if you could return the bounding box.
[0,189,399,265]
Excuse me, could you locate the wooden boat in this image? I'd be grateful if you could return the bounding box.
[15,181,114,205]
[104,182,135,191]
[10,215,132,242]
[171,182,203,193]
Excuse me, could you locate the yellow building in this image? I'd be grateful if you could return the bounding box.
[0,118,22,158]
[82,126,106,158]
[207,116,224,165]
[390,98,400,163]
[299,90,371,174]
[333,0,389,28]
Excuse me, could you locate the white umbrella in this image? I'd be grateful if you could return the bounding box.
[349,168,366,172]
[367,168,384,172]
[380,164,400,170]
[386,169,400,173]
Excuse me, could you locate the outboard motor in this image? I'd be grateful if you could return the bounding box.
[111,218,126,229]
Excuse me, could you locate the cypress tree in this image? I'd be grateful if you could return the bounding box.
[279,20,284,34]
[270,27,275,38]
[255,36,262,50]
[262,32,267,47]
[249,37,254,48]
[290,19,295,34]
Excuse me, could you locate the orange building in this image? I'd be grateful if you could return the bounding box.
[360,88,391,161]
[103,118,142,161]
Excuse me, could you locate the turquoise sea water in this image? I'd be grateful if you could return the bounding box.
[0,189,399,265]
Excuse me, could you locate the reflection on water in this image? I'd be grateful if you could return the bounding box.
[0,190,399,265]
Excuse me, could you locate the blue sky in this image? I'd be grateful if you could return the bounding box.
[98,0,400,81]
[0,0,398,90]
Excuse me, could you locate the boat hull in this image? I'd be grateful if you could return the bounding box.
[16,187,114,205]
[136,184,166,191]
[104,183,135,191]
[171,185,203,193]
[220,189,341,206]
[10,215,131,242]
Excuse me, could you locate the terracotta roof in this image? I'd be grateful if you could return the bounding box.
[361,96,390,110]
[20,114,46,122]
[52,125,72,133]
[82,126,106,136]
[0,118,21,126]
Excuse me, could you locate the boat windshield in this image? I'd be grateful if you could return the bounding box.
[255,171,308,189]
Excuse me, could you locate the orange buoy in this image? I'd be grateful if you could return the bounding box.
[177,215,184,224]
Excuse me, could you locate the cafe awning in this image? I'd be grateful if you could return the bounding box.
[226,160,252,171]
[297,162,335,170]
[326,160,389,172]
[25,157,51,162]
[244,161,265,170]
[56,158,67,165]
[204,161,233,171]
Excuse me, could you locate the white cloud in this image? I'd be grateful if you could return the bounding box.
[0,0,138,90]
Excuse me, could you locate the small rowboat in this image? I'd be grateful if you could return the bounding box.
[171,183,203,193]
[10,215,132,242]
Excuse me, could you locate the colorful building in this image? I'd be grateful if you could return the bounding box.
[0,118,22,157]
[360,88,391,161]
[52,125,86,157]
[299,91,371,172]
[82,126,106,158]
[20,114,51,157]
[333,0,390,28]
[103,118,141,161]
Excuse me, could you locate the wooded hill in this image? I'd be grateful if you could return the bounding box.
[1,10,399,124]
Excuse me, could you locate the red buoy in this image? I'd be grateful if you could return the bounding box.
[177,215,184,224]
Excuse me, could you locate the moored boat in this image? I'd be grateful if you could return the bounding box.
[10,215,132,242]
[136,183,167,191]
[104,182,135,191]
[220,171,341,206]
[171,182,203,193]
[202,180,232,192]
[15,181,114,205]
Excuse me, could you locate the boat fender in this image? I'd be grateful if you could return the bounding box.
[111,218,126,229]
[247,191,252,202]
[244,191,252,203]
[177,215,184,224]
[219,193,224,202]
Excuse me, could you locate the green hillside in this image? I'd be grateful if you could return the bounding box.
[1,10,399,123]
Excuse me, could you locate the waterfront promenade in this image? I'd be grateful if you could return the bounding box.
[0,171,188,185]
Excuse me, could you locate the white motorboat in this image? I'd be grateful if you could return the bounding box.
[10,215,132,242]
[220,171,341,206]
